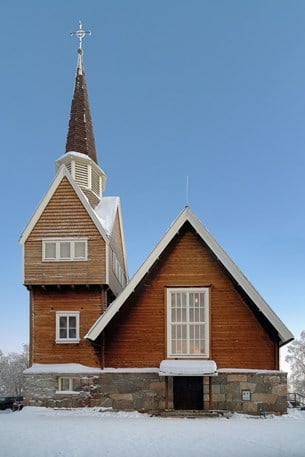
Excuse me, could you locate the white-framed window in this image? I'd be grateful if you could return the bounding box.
[56,312,80,343]
[57,377,81,394]
[167,287,209,358]
[42,238,88,261]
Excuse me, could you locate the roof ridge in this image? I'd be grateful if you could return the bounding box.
[85,207,293,346]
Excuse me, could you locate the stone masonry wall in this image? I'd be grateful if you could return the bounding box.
[24,370,287,414]
[211,371,287,414]
[23,371,166,410]
[23,373,98,408]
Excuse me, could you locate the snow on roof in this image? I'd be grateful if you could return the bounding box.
[159,360,217,376]
[94,196,119,236]
[103,367,159,374]
[24,363,284,376]
[86,207,294,346]
[24,364,103,375]
[217,368,284,374]
[20,167,126,256]
[24,364,160,375]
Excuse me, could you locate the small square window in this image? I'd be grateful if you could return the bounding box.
[57,377,81,393]
[56,312,80,343]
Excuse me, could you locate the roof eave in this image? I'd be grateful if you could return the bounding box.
[20,165,109,246]
[85,207,294,345]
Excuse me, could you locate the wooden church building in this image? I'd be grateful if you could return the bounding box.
[22,24,293,415]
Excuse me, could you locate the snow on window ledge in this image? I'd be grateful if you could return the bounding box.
[55,390,80,395]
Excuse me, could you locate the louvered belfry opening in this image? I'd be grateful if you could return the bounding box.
[65,49,97,164]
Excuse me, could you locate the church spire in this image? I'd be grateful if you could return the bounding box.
[65,21,97,163]
[56,22,107,208]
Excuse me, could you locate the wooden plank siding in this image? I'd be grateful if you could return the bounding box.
[30,286,104,366]
[110,211,126,268]
[104,224,278,370]
[24,177,106,285]
[108,210,128,296]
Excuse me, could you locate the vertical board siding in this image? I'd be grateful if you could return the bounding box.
[110,211,125,268]
[24,177,106,285]
[104,227,277,370]
[31,287,103,366]
[108,210,128,296]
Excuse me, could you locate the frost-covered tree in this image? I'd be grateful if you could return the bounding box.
[0,350,6,394]
[286,331,305,395]
[0,345,29,396]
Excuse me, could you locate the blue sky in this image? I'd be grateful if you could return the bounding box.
[1,1,305,360]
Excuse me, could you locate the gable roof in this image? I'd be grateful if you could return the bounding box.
[95,196,128,276]
[95,197,122,236]
[20,165,122,246]
[85,206,293,346]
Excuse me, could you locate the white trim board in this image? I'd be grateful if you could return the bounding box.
[20,165,108,245]
[85,207,293,346]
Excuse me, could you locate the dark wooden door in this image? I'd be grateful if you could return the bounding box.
[173,376,203,410]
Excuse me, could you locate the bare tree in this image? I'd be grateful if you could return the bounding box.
[286,331,305,395]
[0,345,29,396]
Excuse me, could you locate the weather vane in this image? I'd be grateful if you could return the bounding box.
[70,21,91,49]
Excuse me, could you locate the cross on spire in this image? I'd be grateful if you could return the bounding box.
[70,21,91,49]
[66,20,97,163]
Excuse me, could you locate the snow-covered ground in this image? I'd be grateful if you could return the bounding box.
[1,407,305,457]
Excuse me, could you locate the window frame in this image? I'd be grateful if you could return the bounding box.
[166,287,209,358]
[57,377,81,394]
[42,238,88,262]
[55,311,80,344]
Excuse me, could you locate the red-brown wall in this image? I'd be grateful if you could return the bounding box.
[104,225,278,370]
[30,287,104,366]
[24,177,106,286]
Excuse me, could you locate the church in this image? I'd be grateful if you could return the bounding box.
[21,23,293,415]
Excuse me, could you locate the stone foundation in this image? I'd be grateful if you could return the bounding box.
[23,368,287,414]
[211,370,287,414]
[23,370,166,410]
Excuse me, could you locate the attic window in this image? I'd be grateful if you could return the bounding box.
[42,239,88,261]
[167,288,209,358]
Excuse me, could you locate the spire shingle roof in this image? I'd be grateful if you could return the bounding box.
[65,48,97,163]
